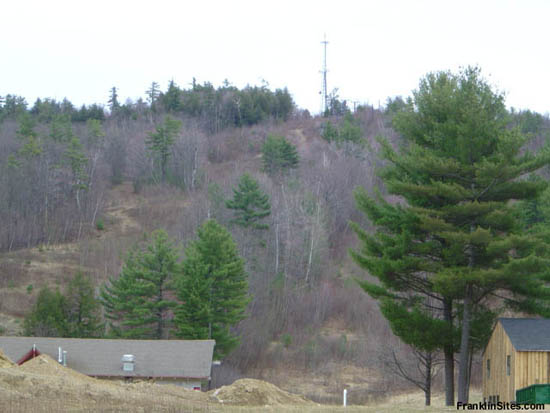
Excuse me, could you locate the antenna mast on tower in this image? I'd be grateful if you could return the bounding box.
[320,34,329,115]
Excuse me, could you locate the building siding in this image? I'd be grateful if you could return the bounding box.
[515,351,550,390]
[483,321,516,402]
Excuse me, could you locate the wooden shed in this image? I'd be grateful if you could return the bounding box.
[483,318,550,403]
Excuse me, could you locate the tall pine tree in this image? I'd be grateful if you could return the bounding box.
[261,135,299,175]
[175,219,249,358]
[65,271,103,338]
[108,86,120,113]
[225,173,271,229]
[351,67,550,404]
[146,81,161,106]
[146,115,182,182]
[101,230,179,339]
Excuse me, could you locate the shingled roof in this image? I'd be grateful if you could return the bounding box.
[0,337,215,379]
[499,318,550,351]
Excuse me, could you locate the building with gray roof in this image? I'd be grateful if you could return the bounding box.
[0,336,215,390]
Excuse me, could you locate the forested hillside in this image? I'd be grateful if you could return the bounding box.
[1,78,550,404]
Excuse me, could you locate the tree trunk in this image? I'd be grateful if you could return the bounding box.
[157,286,163,339]
[425,352,432,406]
[275,221,279,274]
[281,184,291,277]
[443,298,455,406]
[191,146,198,191]
[466,343,474,396]
[458,283,473,404]
[305,182,321,283]
[458,214,476,404]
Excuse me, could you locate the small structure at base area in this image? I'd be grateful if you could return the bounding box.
[483,318,550,403]
[0,336,215,390]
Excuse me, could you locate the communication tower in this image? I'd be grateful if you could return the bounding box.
[320,34,329,115]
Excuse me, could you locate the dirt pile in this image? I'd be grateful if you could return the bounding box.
[0,353,215,412]
[210,378,315,406]
[0,353,315,410]
[19,353,95,382]
[0,349,14,368]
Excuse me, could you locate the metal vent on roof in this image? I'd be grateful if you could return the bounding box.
[122,354,135,372]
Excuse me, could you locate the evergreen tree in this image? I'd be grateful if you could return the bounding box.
[321,120,339,142]
[175,220,249,358]
[24,286,68,337]
[146,115,182,182]
[61,98,75,115]
[162,80,183,112]
[384,96,407,118]
[146,81,161,106]
[49,114,73,142]
[225,173,271,229]
[65,271,103,338]
[100,230,179,339]
[64,136,89,210]
[108,86,120,113]
[2,94,27,118]
[86,118,105,146]
[16,112,38,141]
[16,113,42,159]
[274,87,293,121]
[321,114,362,144]
[515,174,550,230]
[351,67,550,405]
[23,274,103,338]
[65,136,88,183]
[380,299,450,406]
[339,113,362,143]
[261,135,299,175]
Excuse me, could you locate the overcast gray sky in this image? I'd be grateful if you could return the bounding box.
[3,0,549,114]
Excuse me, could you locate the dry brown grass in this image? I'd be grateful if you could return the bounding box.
[0,180,191,332]
[3,353,490,413]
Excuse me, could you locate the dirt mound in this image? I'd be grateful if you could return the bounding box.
[210,378,315,406]
[19,353,96,383]
[0,349,14,368]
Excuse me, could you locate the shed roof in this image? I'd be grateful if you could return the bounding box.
[500,318,550,351]
[0,337,215,379]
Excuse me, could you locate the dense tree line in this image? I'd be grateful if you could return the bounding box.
[0,94,105,123]
[155,80,294,132]
[1,79,293,131]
